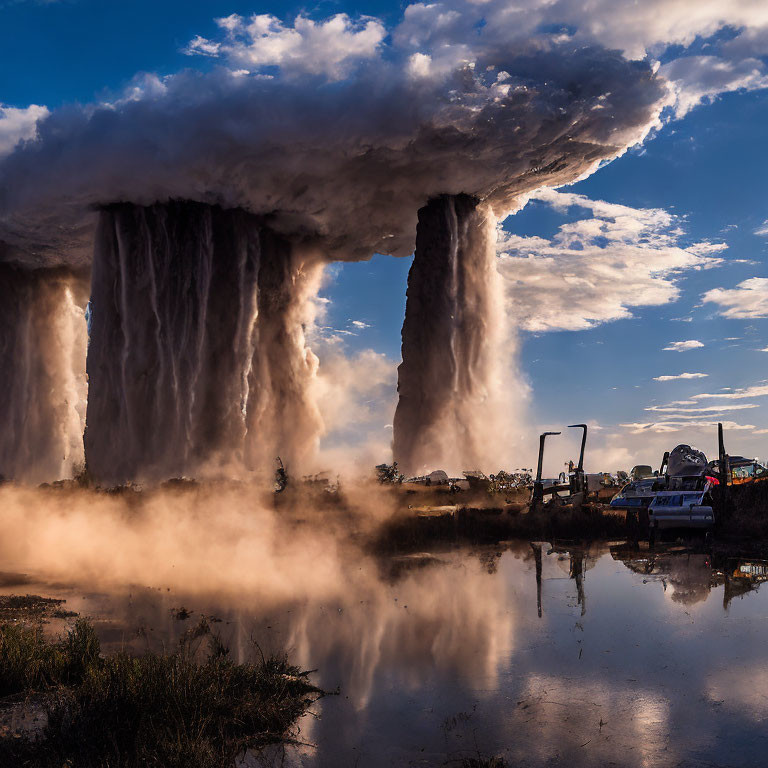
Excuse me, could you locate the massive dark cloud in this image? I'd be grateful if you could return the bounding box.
[0,40,666,268]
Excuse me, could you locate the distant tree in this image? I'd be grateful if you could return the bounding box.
[488,470,532,495]
[375,462,405,484]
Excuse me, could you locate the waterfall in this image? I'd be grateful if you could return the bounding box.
[245,229,324,475]
[393,194,512,476]
[85,201,323,485]
[0,264,88,483]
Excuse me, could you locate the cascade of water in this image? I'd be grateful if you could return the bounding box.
[393,194,510,476]
[85,201,261,484]
[0,264,88,483]
[85,201,324,485]
[245,229,324,475]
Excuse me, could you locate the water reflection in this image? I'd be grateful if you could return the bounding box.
[611,543,768,609]
[4,541,768,766]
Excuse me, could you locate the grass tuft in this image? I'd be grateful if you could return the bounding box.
[0,618,321,768]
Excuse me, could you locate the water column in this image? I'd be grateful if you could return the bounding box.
[245,229,324,475]
[85,201,261,484]
[0,264,88,483]
[393,194,506,476]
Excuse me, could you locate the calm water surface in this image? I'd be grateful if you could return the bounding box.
[3,541,768,767]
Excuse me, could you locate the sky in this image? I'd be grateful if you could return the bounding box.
[323,87,768,471]
[2,0,768,475]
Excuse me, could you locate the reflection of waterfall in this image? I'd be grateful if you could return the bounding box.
[393,194,511,475]
[0,264,88,483]
[85,202,323,484]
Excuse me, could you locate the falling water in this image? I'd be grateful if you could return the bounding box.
[245,228,324,474]
[85,201,323,485]
[393,194,512,476]
[0,264,88,483]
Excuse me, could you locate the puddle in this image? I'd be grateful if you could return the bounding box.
[2,541,767,767]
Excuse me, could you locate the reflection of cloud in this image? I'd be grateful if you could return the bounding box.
[286,558,515,707]
[707,666,768,721]
[0,483,517,711]
[517,674,672,767]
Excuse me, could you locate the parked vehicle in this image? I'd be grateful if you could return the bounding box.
[609,476,661,509]
[648,480,715,532]
[610,444,714,522]
[708,456,768,485]
[630,465,656,481]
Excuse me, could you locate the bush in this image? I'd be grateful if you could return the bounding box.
[0,619,321,768]
[0,618,99,696]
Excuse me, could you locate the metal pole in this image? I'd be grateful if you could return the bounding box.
[568,424,588,498]
[568,424,588,471]
[533,431,560,505]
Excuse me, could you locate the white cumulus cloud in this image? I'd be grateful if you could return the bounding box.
[653,372,708,381]
[644,403,759,413]
[499,189,725,333]
[621,420,755,434]
[692,384,768,400]
[0,104,49,160]
[702,278,768,319]
[185,13,387,79]
[663,340,704,351]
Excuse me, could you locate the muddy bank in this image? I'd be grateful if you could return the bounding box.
[716,481,768,543]
[371,503,632,555]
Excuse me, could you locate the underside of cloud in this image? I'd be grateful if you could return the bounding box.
[5,0,768,268]
[0,31,668,269]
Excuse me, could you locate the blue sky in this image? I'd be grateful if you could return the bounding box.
[3,0,768,472]
[0,0,399,107]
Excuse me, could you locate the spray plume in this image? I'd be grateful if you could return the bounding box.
[394,195,518,475]
[0,264,87,483]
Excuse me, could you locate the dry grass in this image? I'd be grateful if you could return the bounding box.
[0,618,321,768]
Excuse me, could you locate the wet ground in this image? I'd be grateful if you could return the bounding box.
[2,540,768,767]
